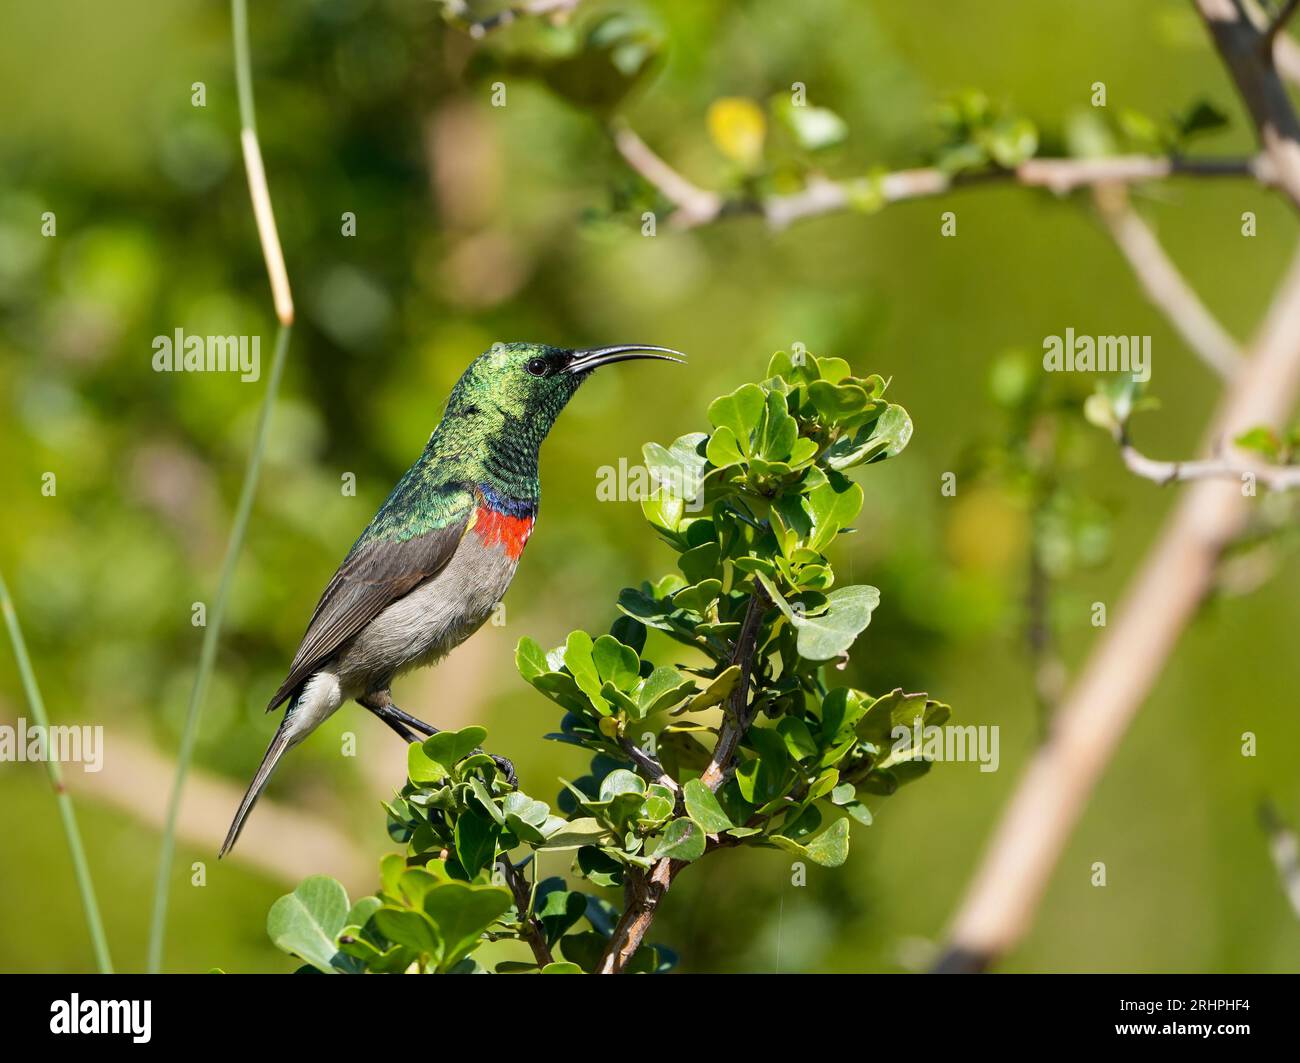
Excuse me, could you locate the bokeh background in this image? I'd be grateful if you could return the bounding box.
[2,0,1298,973]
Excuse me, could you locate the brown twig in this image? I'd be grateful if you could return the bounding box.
[1268,0,1300,46]
[700,586,770,791]
[620,737,682,802]
[497,853,554,968]
[1197,0,1300,210]
[596,585,769,973]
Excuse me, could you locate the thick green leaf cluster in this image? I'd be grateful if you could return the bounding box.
[266,353,950,974]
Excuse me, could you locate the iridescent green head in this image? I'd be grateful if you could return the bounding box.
[445,342,685,450]
[432,341,685,497]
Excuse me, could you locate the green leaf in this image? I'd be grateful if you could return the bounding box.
[419,727,487,777]
[804,818,851,866]
[808,380,870,422]
[825,404,912,469]
[541,961,584,974]
[649,817,707,862]
[707,383,766,449]
[599,768,647,802]
[643,432,708,508]
[706,426,746,469]
[793,584,881,660]
[683,778,733,832]
[372,907,440,958]
[267,875,351,974]
[515,636,550,681]
[768,817,850,867]
[408,742,448,786]
[778,101,849,150]
[536,886,588,945]
[757,389,798,462]
[1234,425,1281,461]
[592,634,640,690]
[777,716,819,761]
[672,579,722,614]
[564,631,608,712]
[805,478,864,551]
[422,882,513,973]
[688,665,741,712]
[454,808,500,878]
[538,817,612,849]
[637,666,696,715]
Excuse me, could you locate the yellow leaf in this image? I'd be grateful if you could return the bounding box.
[707,97,766,168]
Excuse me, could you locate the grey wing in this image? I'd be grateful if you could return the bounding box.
[266,505,473,711]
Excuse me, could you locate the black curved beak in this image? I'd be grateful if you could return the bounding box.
[565,344,687,375]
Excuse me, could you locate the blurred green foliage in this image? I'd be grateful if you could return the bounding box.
[2,0,1300,973]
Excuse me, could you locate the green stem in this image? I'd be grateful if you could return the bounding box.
[146,323,290,972]
[146,0,291,975]
[0,570,114,972]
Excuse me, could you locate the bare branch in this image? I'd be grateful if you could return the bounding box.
[597,585,769,973]
[497,854,554,968]
[619,737,682,802]
[611,124,724,227]
[612,123,1270,231]
[700,585,770,791]
[1115,433,1300,489]
[1197,0,1300,209]
[1092,183,1244,380]
[1268,0,1300,46]
[935,239,1300,972]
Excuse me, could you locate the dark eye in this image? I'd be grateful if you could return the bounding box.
[526,357,548,377]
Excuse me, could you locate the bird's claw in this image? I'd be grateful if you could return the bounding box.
[489,752,518,788]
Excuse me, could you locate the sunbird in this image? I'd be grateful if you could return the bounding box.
[221,342,684,855]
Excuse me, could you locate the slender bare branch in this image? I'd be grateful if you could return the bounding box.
[1115,433,1300,489]
[700,586,769,791]
[613,123,1270,231]
[611,124,724,227]
[620,737,681,802]
[1092,183,1244,380]
[497,854,554,967]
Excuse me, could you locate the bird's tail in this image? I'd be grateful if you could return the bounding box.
[220,719,296,858]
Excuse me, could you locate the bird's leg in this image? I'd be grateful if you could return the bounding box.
[358,691,425,743]
[360,691,517,786]
[384,703,440,738]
